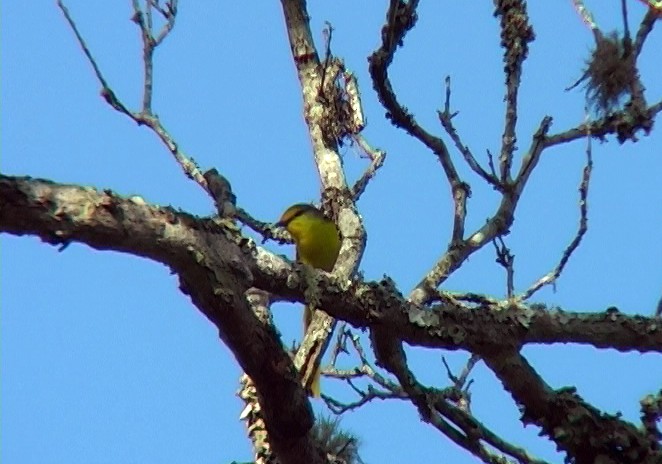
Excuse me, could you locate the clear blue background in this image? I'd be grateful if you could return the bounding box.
[2,1,661,463]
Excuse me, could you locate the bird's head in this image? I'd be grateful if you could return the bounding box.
[276,203,324,240]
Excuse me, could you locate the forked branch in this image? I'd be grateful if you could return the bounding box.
[57,0,208,193]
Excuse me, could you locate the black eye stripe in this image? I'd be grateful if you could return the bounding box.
[291,209,306,220]
[281,207,307,226]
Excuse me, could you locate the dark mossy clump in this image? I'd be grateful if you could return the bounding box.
[582,32,638,114]
[311,416,364,464]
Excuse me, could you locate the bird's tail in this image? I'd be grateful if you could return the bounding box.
[304,305,321,398]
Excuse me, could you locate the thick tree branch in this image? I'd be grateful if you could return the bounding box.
[260,272,662,356]
[3,174,661,464]
[544,99,662,147]
[0,175,324,464]
[483,350,661,464]
[279,0,366,412]
[18,3,660,463]
[370,332,551,464]
[3,175,660,356]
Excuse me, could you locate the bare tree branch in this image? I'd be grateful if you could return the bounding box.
[368,0,478,289]
[4,176,661,355]
[370,333,552,464]
[57,0,208,194]
[279,0,366,424]
[635,4,660,57]
[441,354,477,413]
[368,4,563,308]
[0,174,326,464]
[238,289,278,464]
[438,76,503,191]
[369,0,460,188]
[350,135,386,200]
[494,0,535,183]
[640,389,662,448]
[323,326,410,414]
[520,114,593,301]
[13,4,662,462]
[571,0,600,33]
[57,0,133,117]
[323,326,405,413]
[543,99,661,147]
[483,349,661,464]
[323,385,408,415]
[492,235,515,298]
[3,174,662,463]
[410,116,553,306]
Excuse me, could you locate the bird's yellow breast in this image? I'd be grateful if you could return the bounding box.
[278,204,341,272]
[294,217,341,272]
[277,203,340,398]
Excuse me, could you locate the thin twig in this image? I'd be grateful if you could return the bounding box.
[374,334,551,464]
[57,1,133,117]
[486,149,498,178]
[621,0,631,43]
[570,0,599,32]
[233,207,291,244]
[373,0,521,305]
[492,235,515,298]
[438,76,502,191]
[343,330,398,391]
[350,135,386,200]
[154,1,178,46]
[410,116,553,307]
[441,354,478,412]
[318,21,334,99]
[323,327,406,414]
[454,355,479,391]
[135,114,208,187]
[131,0,178,113]
[368,0,463,193]
[450,183,469,244]
[323,385,408,414]
[131,1,154,113]
[58,0,207,193]
[430,394,551,464]
[440,291,501,307]
[329,323,351,366]
[519,110,593,301]
[515,116,553,195]
[544,99,662,147]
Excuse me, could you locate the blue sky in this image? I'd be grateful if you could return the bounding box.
[2,1,661,463]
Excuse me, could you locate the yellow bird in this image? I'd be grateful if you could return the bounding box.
[277,203,341,397]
